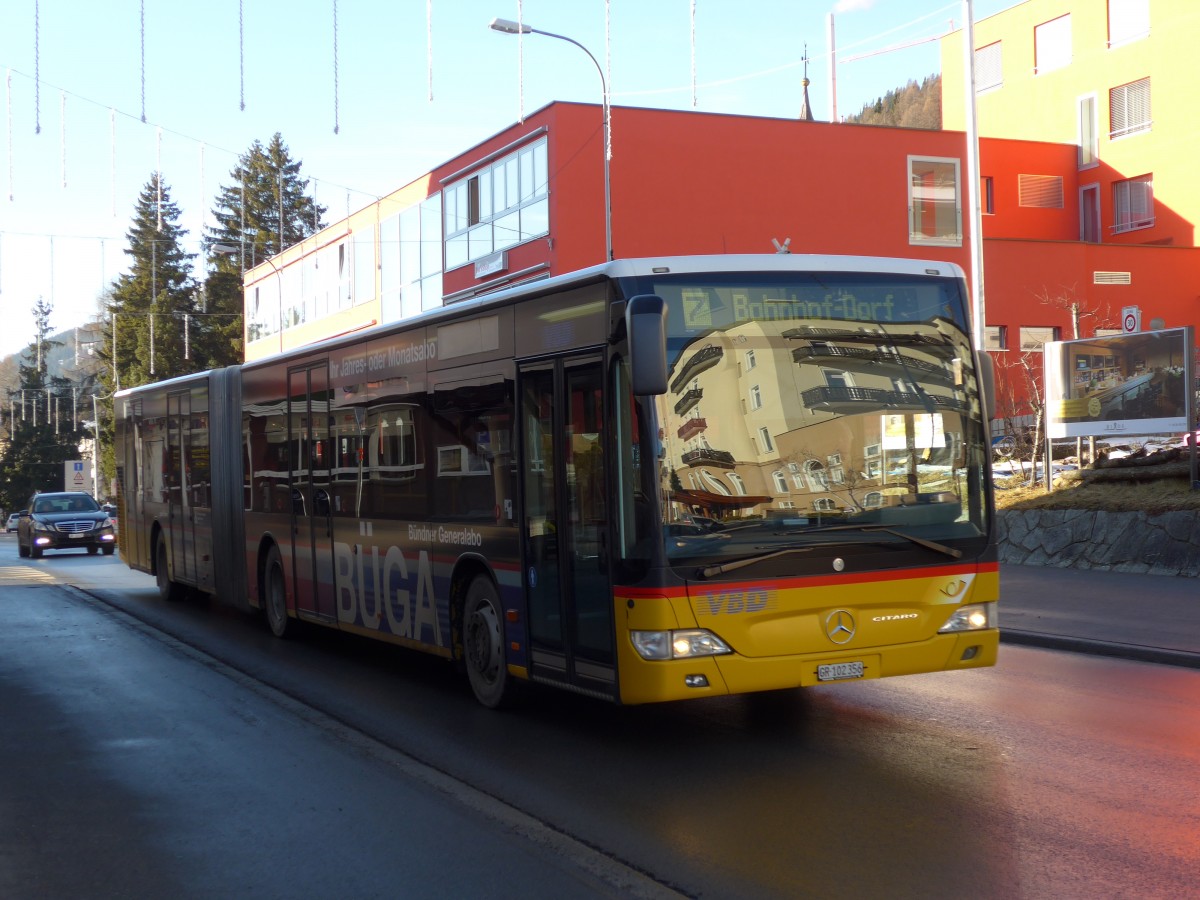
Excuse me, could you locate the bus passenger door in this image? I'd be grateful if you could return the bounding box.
[519,357,615,698]
[167,391,195,584]
[289,364,337,623]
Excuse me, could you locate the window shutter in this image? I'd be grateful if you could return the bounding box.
[1110,78,1151,137]
[1018,174,1064,208]
[976,43,1002,92]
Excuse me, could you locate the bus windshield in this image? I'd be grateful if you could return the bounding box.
[621,269,990,570]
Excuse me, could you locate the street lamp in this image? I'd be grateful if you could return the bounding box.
[489,17,613,262]
[213,243,285,354]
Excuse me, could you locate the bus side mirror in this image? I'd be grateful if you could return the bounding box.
[975,350,996,421]
[626,294,668,396]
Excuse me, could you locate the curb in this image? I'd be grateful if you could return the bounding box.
[1000,628,1200,670]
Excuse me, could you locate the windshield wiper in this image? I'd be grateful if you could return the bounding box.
[782,523,962,559]
[698,546,816,579]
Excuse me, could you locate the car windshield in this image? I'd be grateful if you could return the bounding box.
[34,495,100,514]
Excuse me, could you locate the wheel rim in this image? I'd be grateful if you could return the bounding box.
[466,597,503,687]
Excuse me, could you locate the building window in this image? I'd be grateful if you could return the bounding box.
[812,497,836,512]
[758,427,774,453]
[908,156,961,247]
[745,349,757,371]
[749,384,762,410]
[975,42,1002,93]
[1035,15,1072,75]
[980,176,994,215]
[772,470,789,494]
[827,454,845,484]
[1019,326,1060,352]
[1108,0,1150,48]
[1078,94,1098,169]
[1110,78,1151,138]
[701,470,732,495]
[805,460,829,492]
[1112,175,1154,233]
[727,472,747,495]
[864,491,884,509]
[443,137,549,270]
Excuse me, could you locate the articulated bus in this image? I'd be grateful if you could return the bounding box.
[114,254,999,707]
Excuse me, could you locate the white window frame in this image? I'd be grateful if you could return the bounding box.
[908,156,962,247]
[1019,326,1059,352]
[758,427,774,453]
[1109,78,1151,139]
[1077,94,1098,170]
[749,384,763,410]
[1112,175,1154,233]
[975,42,1002,93]
[1035,15,1072,75]
[1108,0,1150,48]
[984,325,1008,351]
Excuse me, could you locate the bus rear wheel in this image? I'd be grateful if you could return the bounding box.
[263,545,293,639]
[462,575,512,708]
[155,537,184,601]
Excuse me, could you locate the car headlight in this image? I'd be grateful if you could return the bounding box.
[100,517,115,530]
[630,629,732,660]
[938,602,997,633]
[32,519,51,533]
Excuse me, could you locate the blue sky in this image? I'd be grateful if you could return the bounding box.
[0,0,1014,360]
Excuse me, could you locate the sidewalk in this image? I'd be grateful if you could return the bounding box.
[999,563,1200,669]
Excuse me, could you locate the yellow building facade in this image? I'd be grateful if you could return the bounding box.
[942,0,1197,247]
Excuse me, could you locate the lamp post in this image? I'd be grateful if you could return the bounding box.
[489,17,612,262]
[213,243,285,354]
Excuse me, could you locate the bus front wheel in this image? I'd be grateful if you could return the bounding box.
[263,546,293,639]
[462,576,512,709]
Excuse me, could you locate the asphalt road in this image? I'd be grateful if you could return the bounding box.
[3,541,1198,898]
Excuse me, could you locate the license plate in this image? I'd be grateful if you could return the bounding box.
[70,532,86,539]
[817,661,864,682]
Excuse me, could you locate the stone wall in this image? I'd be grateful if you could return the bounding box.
[997,509,1200,576]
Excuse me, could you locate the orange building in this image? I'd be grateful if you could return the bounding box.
[940,0,1200,422]
[242,0,1199,429]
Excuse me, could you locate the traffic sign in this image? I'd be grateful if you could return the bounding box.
[1121,305,1141,333]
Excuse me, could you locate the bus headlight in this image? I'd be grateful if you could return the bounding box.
[938,602,996,633]
[631,629,732,660]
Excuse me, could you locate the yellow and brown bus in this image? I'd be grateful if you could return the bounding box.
[115,254,998,707]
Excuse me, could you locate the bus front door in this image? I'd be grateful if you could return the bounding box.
[288,364,337,623]
[520,357,615,699]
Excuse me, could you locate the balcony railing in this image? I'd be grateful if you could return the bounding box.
[801,385,968,414]
[792,345,951,383]
[674,388,703,417]
[680,447,736,469]
[670,344,723,393]
[677,417,707,441]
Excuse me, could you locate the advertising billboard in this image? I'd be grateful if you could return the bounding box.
[1044,328,1193,439]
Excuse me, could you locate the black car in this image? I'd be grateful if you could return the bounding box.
[17,492,117,558]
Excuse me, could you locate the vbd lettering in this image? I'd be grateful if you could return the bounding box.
[699,587,774,615]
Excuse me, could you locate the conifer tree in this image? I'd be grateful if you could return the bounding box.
[0,299,89,510]
[101,172,198,392]
[203,132,326,351]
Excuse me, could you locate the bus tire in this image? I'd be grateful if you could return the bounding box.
[263,545,293,639]
[462,575,512,709]
[155,537,184,602]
